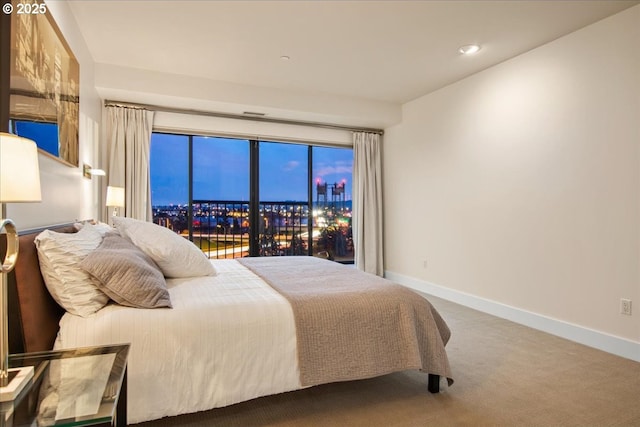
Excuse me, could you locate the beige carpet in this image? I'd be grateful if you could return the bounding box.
[136,295,640,426]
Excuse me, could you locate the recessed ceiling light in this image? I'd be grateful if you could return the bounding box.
[459,44,481,55]
[280,55,290,61]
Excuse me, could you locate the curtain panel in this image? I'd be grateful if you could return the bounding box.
[106,106,155,221]
[352,132,384,276]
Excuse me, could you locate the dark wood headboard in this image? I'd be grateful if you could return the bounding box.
[3,224,76,354]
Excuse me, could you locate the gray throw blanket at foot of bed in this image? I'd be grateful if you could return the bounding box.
[238,256,454,387]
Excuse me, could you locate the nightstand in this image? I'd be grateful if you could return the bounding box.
[2,344,129,427]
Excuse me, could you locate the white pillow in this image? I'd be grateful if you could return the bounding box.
[112,216,216,278]
[35,226,110,317]
[74,221,115,237]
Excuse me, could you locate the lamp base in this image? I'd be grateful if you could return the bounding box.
[0,366,34,401]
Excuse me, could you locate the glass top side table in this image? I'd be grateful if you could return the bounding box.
[3,344,129,427]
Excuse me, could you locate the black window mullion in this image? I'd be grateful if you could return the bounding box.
[307,146,313,256]
[188,135,193,242]
[249,140,260,256]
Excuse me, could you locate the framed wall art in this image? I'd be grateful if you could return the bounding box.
[7,1,80,167]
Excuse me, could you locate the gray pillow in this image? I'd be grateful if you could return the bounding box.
[80,233,172,309]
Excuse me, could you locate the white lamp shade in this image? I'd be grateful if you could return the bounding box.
[106,186,125,207]
[0,133,42,203]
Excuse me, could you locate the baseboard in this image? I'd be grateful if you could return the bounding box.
[385,270,640,363]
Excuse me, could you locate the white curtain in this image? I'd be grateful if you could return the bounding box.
[106,106,155,221]
[352,132,384,276]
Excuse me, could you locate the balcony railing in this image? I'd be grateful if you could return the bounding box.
[153,200,353,262]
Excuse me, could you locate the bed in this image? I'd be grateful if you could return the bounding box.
[7,221,453,424]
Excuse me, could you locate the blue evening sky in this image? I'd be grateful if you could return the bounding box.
[150,133,353,206]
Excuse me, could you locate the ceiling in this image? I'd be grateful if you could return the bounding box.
[67,1,638,111]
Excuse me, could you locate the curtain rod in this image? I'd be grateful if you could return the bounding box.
[104,100,384,135]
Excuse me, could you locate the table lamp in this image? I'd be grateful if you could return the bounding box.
[105,186,125,218]
[0,133,42,401]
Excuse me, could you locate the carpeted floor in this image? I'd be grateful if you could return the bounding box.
[136,295,640,426]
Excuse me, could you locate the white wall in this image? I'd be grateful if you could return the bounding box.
[384,6,639,359]
[8,0,102,231]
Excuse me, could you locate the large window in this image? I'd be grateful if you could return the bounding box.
[150,132,354,262]
[258,141,309,257]
[312,146,353,261]
[193,137,250,258]
[150,133,189,232]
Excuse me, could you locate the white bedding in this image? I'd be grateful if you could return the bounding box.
[54,259,301,424]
